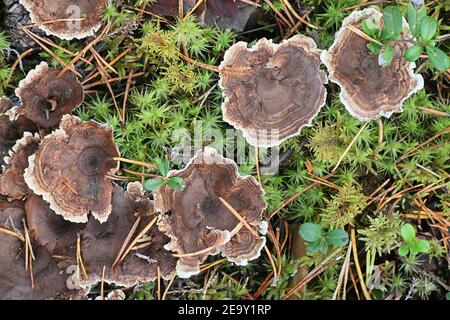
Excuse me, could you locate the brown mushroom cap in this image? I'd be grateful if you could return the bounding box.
[19,0,108,40]
[0,111,37,170]
[156,147,267,278]
[0,132,40,201]
[149,0,195,16]
[25,194,84,254]
[10,62,84,128]
[219,35,327,147]
[320,8,424,121]
[0,199,85,300]
[68,184,176,290]
[24,115,120,223]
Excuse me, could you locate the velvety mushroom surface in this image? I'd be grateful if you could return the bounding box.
[320,8,424,120]
[68,184,176,290]
[0,132,40,201]
[0,199,84,300]
[219,35,327,147]
[19,0,108,40]
[12,62,84,128]
[157,147,267,278]
[24,115,120,223]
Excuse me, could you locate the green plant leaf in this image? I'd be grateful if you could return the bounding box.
[400,223,416,243]
[158,160,170,177]
[413,239,430,254]
[406,4,418,36]
[382,6,403,39]
[325,229,349,247]
[426,46,450,72]
[404,44,423,62]
[306,240,322,253]
[319,239,329,254]
[368,42,382,55]
[398,244,410,256]
[299,223,323,243]
[420,16,437,42]
[167,176,185,191]
[361,19,377,37]
[446,292,450,300]
[380,44,394,67]
[144,178,165,191]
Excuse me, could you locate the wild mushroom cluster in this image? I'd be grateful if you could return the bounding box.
[219,7,424,147]
[0,62,268,299]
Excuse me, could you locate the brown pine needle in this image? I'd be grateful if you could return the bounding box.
[5,48,34,87]
[162,272,177,300]
[77,233,88,280]
[332,121,369,172]
[240,0,261,7]
[351,229,371,300]
[0,226,24,241]
[114,157,157,170]
[264,0,293,28]
[219,197,259,238]
[184,0,204,20]
[157,265,162,300]
[200,258,226,272]
[119,216,158,263]
[100,266,106,300]
[346,24,383,45]
[178,52,220,72]
[112,217,141,268]
[90,48,118,75]
[122,69,134,126]
[173,245,218,258]
[281,0,318,29]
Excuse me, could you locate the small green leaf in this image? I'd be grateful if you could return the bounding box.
[380,44,394,67]
[144,178,165,191]
[404,44,423,62]
[167,176,185,191]
[413,239,430,253]
[319,239,329,254]
[368,42,382,55]
[307,240,322,254]
[158,160,170,177]
[361,19,377,37]
[325,229,349,247]
[299,223,323,243]
[398,244,410,256]
[383,6,403,39]
[426,46,450,72]
[406,4,418,36]
[420,16,437,42]
[400,224,416,243]
[446,292,450,300]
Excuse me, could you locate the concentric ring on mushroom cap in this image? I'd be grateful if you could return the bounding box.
[0,132,40,201]
[19,0,108,40]
[320,8,424,121]
[156,147,267,278]
[219,35,328,147]
[24,115,120,224]
[67,184,177,291]
[9,62,84,128]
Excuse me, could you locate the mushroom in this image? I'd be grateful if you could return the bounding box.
[0,132,40,201]
[19,0,108,40]
[67,184,177,290]
[0,199,85,299]
[24,115,120,224]
[219,35,327,147]
[149,0,195,16]
[8,62,84,128]
[320,8,424,121]
[0,107,37,170]
[25,194,85,254]
[156,147,267,278]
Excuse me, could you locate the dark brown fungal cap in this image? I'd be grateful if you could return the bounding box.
[68,184,176,289]
[25,194,85,254]
[24,115,120,224]
[219,35,327,147]
[149,0,195,16]
[320,8,424,121]
[156,147,267,278]
[0,97,13,113]
[12,62,84,128]
[0,200,85,300]
[0,113,37,170]
[0,132,40,201]
[19,0,108,40]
